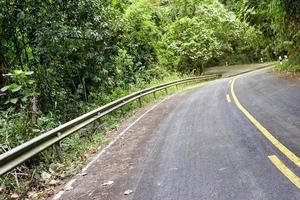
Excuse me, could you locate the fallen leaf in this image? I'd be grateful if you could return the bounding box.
[49,163,63,173]
[124,190,133,195]
[102,181,114,186]
[41,171,51,181]
[64,186,73,191]
[79,172,87,176]
[11,193,19,199]
[49,180,60,186]
[27,191,38,198]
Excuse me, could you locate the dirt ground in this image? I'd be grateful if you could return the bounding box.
[272,69,300,82]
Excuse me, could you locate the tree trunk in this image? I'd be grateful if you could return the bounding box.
[30,94,38,125]
[201,63,205,75]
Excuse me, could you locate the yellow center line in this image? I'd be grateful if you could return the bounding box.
[268,155,300,189]
[226,94,231,103]
[231,78,300,168]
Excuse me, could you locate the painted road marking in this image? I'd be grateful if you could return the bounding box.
[64,179,76,189]
[52,179,77,200]
[52,191,65,200]
[268,155,300,189]
[226,94,231,103]
[231,78,300,168]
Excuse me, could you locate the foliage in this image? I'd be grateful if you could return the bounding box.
[162,17,220,73]
[1,70,35,106]
[159,0,261,73]
[0,0,264,115]
[221,0,300,70]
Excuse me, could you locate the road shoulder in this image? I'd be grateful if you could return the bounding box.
[48,85,202,200]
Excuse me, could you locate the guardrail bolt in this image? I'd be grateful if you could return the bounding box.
[54,132,63,163]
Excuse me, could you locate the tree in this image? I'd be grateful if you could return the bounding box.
[162,17,221,74]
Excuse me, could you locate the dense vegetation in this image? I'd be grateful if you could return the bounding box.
[0,0,260,152]
[0,0,298,198]
[222,0,300,72]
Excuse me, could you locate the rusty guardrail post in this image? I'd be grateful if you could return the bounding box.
[54,132,63,162]
[138,97,142,107]
[121,100,125,115]
[153,91,157,99]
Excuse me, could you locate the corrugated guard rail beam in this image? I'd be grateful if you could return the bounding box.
[0,75,220,176]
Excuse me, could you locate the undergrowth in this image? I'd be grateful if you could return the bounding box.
[276,55,300,73]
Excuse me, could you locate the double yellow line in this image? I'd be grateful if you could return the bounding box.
[230,78,300,189]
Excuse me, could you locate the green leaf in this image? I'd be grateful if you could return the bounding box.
[13,70,23,75]
[21,96,28,102]
[25,71,34,76]
[8,83,18,89]
[11,85,22,93]
[28,80,35,84]
[32,128,41,133]
[10,98,18,104]
[0,86,10,92]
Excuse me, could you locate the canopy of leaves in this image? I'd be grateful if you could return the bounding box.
[0,0,264,151]
[222,0,300,71]
[159,0,261,73]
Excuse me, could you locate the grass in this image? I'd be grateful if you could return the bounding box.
[276,60,300,73]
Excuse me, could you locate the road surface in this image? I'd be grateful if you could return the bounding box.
[52,68,300,200]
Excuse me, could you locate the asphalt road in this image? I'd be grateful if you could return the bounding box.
[53,68,300,200]
[132,68,300,200]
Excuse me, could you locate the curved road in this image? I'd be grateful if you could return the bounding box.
[53,68,300,200]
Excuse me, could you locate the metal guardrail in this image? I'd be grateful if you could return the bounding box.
[0,75,219,176]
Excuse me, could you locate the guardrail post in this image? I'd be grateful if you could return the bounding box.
[138,97,142,107]
[54,132,63,163]
[153,92,157,99]
[165,88,168,95]
[121,101,125,116]
[175,84,178,91]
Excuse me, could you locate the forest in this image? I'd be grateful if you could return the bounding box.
[0,0,299,198]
